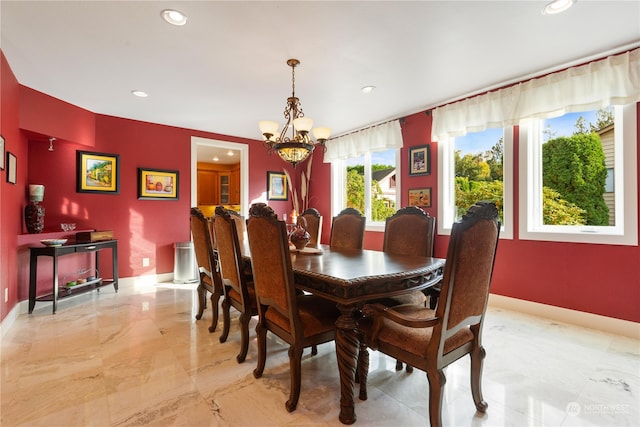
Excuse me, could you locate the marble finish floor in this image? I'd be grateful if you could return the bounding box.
[1,281,638,427]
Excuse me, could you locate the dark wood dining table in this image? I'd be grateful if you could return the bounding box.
[243,242,445,424]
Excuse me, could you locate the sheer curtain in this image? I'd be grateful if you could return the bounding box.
[432,48,640,142]
[324,120,403,162]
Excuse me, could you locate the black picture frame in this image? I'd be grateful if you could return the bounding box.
[408,144,431,176]
[0,135,5,171]
[137,168,180,200]
[76,150,120,194]
[267,171,288,201]
[6,151,17,184]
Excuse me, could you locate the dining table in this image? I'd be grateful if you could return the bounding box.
[242,241,445,424]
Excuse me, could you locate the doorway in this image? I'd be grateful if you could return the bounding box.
[191,137,249,216]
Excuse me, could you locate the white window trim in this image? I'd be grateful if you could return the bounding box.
[331,149,401,232]
[437,130,514,239]
[518,104,638,246]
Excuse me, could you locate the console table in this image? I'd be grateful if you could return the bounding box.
[29,239,118,314]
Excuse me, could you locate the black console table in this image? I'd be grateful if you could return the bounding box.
[29,239,118,314]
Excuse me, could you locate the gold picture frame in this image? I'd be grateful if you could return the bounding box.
[76,150,120,194]
[138,168,179,200]
[267,171,288,200]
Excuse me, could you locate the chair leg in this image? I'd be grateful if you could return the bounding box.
[195,281,206,320]
[470,345,488,412]
[219,296,231,343]
[357,343,369,401]
[311,345,318,355]
[208,285,223,333]
[286,345,303,412]
[426,369,446,427]
[395,359,403,371]
[253,320,267,379]
[236,311,250,363]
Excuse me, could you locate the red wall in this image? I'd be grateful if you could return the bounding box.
[310,109,640,323]
[2,50,639,324]
[0,52,26,320]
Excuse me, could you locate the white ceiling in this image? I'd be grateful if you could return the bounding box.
[1,1,639,160]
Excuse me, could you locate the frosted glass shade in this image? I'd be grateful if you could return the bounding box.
[259,121,280,137]
[312,126,331,141]
[293,117,313,133]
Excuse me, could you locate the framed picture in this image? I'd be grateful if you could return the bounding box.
[6,152,16,184]
[138,168,179,200]
[0,135,5,170]
[408,187,431,208]
[267,171,288,201]
[409,144,431,176]
[77,151,120,194]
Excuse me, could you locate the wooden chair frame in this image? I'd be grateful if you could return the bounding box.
[190,207,223,333]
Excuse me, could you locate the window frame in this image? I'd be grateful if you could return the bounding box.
[437,128,514,239]
[331,149,402,232]
[518,104,638,246]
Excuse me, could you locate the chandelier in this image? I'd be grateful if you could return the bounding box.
[259,59,330,168]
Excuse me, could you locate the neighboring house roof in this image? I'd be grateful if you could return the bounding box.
[372,168,395,182]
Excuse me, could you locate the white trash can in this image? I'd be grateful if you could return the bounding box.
[173,242,199,283]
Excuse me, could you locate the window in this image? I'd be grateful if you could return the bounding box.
[327,120,404,231]
[332,148,400,230]
[519,104,637,245]
[438,128,513,238]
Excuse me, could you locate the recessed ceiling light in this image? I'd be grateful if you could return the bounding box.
[542,0,576,15]
[361,86,376,94]
[131,90,148,97]
[161,9,188,26]
[227,151,234,156]
[213,156,219,162]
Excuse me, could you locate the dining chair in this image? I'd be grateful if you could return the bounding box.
[329,207,366,249]
[378,205,436,371]
[358,201,501,427]
[299,208,323,247]
[214,206,258,363]
[190,207,223,333]
[246,202,340,412]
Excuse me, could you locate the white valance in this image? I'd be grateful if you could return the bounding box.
[432,48,640,142]
[324,120,403,162]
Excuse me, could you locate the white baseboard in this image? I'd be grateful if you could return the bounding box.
[0,302,22,339]
[489,294,640,340]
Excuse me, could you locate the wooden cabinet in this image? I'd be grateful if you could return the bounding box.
[230,168,240,204]
[197,170,218,205]
[219,173,230,204]
[197,163,240,206]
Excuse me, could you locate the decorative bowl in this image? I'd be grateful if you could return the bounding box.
[61,223,76,232]
[40,239,68,247]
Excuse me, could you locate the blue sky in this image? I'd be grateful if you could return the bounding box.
[456,110,600,154]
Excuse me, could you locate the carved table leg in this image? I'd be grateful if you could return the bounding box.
[335,303,359,425]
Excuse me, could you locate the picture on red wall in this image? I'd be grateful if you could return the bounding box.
[76,150,120,194]
[267,171,288,201]
[137,168,179,200]
[408,187,431,208]
[409,144,431,176]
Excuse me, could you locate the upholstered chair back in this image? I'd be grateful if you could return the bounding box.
[383,206,435,257]
[299,208,323,247]
[329,207,366,249]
